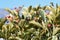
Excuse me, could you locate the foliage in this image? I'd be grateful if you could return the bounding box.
[0,2,60,40]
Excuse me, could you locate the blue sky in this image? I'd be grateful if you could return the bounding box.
[0,0,60,18]
[0,0,60,8]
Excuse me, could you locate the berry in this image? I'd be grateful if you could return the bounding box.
[47,24,51,28]
[8,16,11,18]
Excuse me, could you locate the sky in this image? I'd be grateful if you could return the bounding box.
[0,0,60,8]
[0,0,60,18]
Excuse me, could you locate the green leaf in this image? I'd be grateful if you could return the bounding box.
[29,20,42,28]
